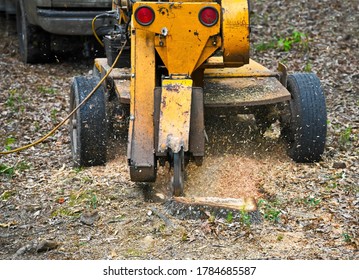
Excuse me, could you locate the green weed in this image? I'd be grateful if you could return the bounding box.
[1,190,15,201]
[126,248,142,257]
[5,89,23,111]
[51,189,98,218]
[342,233,352,243]
[327,182,338,190]
[303,62,312,72]
[74,167,84,174]
[158,224,166,232]
[264,208,281,222]
[339,126,353,146]
[16,161,31,172]
[207,212,216,224]
[277,30,308,51]
[181,232,189,241]
[226,211,233,223]
[51,207,80,218]
[255,41,276,51]
[68,189,98,209]
[34,121,40,132]
[324,172,344,191]
[50,109,58,123]
[304,197,321,207]
[38,86,56,95]
[4,137,16,151]
[239,209,251,226]
[258,199,281,223]
[292,30,309,49]
[5,89,16,108]
[331,172,345,180]
[0,164,15,177]
[0,161,30,177]
[89,192,97,209]
[277,38,293,52]
[255,30,309,52]
[81,176,93,184]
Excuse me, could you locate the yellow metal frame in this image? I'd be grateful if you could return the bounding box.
[221,0,250,66]
[128,28,156,177]
[133,2,221,76]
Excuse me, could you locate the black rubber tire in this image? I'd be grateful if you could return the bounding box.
[70,76,107,167]
[283,73,327,162]
[16,0,51,63]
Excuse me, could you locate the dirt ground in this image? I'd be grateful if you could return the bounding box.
[0,0,358,260]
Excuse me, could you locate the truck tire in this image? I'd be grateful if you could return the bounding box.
[70,76,107,167]
[282,73,327,162]
[16,0,51,63]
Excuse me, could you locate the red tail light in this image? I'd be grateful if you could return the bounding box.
[135,6,155,26]
[199,7,219,27]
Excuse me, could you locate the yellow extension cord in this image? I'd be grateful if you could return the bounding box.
[92,16,105,48]
[0,40,127,156]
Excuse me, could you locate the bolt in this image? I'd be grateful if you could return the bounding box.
[161,27,168,37]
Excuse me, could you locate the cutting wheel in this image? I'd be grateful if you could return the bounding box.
[172,149,185,197]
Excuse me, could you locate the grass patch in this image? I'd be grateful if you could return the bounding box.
[277,234,284,241]
[68,189,98,209]
[342,233,352,243]
[50,109,58,123]
[38,86,56,95]
[51,188,99,219]
[5,89,25,112]
[304,196,321,207]
[17,161,31,172]
[255,30,309,52]
[51,207,81,218]
[73,167,84,174]
[1,190,15,201]
[125,248,143,257]
[303,62,312,72]
[226,212,233,223]
[258,199,281,223]
[255,41,277,51]
[0,163,15,177]
[339,126,354,148]
[4,137,16,151]
[239,209,251,226]
[0,161,31,178]
[264,208,281,222]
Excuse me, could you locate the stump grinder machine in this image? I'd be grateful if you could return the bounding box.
[69,0,327,201]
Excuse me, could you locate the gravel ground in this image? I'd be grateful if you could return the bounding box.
[0,0,358,260]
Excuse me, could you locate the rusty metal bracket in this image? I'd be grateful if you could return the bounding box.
[157,79,193,154]
[277,61,288,88]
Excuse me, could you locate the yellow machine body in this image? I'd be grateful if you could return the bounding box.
[127,0,252,182]
[93,0,290,188]
[74,0,325,206]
